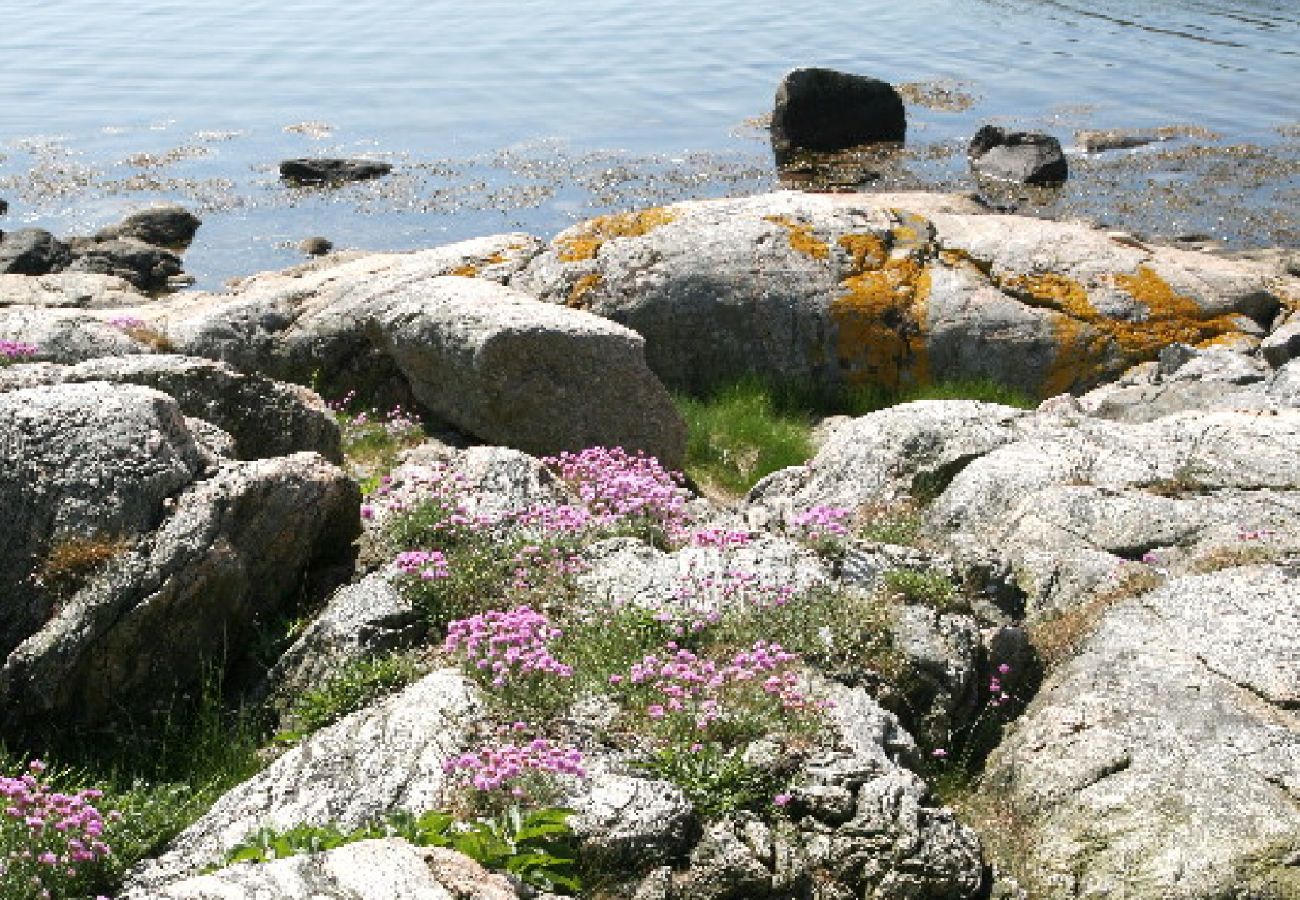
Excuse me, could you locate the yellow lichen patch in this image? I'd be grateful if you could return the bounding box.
[764,215,830,259]
[555,208,678,263]
[1108,266,1243,358]
[830,233,932,389]
[449,264,480,277]
[939,248,993,276]
[566,273,603,309]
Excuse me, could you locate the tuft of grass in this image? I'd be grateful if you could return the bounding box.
[881,568,966,614]
[674,379,814,496]
[634,745,788,820]
[275,651,426,743]
[857,501,924,546]
[1027,567,1164,669]
[901,378,1035,408]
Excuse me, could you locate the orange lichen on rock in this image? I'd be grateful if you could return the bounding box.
[764,215,830,259]
[566,273,603,309]
[555,208,678,263]
[1003,266,1244,394]
[449,264,480,277]
[448,252,507,278]
[830,232,931,388]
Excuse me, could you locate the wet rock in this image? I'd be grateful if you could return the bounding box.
[65,236,184,292]
[299,236,333,256]
[0,198,8,216]
[968,126,1068,185]
[513,191,1279,398]
[0,228,71,276]
[280,158,393,185]
[771,68,906,166]
[0,354,342,462]
[100,204,202,249]
[1075,128,1158,153]
[980,566,1300,897]
[126,840,526,899]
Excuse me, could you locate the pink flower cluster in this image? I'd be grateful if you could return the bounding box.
[512,504,594,535]
[612,641,820,733]
[0,341,38,364]
[329,391,423,442]
[443,737,586,793]
[988,662,1012,707]
[392,550,450,580]
[444,606,573,687]
[791,505,852,542]
[361,466,498,531]
[0,760,115,899]
[107,315,146,330]
[690,528,754,549]
[657,569,797,636]
[543,447,690,537]
[509,544,588,592]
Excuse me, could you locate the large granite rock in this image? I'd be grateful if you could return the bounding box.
[0,272,146,308]
[512,192,1280,397]
[0,355,341,462]
[0,447,359,730]
[979,566,1300,898]
[126,840,525,900]
[154,235,684,465]
[0,305,154,362]
[65,235,184,291]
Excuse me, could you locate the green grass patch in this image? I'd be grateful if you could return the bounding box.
[275,651,426,744]
[882,568,966,614]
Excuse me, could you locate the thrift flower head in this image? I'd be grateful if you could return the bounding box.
[392,549,450,580]
[543,446,691,539]
[443,737,586,794]
[0,341,39,364]
[791,505,852,542]
[444,606,573,688]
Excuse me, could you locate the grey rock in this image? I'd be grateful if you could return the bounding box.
[1262,320,1300,368]
[980,566,1300,897]
[513,192,1280,397]
[266,573,425,712]
[568,769,695,865]
[126,839,523,900]
[1077,344,1276,422]
[0,355,342,462]
[280,158,393,185]
[682,821,772,900]
[0,306,148,362]
[1075,129,1158,153]
[66,235,184,291]
[129,670,483,890]
[0,272,146,308]
[0,450,359,730]
[299,236,333,256]
[0,381,205,659]
[771,68,906,165]
[887,605,983,749]
[101,204,202,249]
[969,126,1068,184]
[0,228,71,275]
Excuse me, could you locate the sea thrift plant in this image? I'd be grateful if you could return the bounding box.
[542,447,691,543]
[613,640,825,745]
[508,544,588,594]
[445,606,573,689]
[0,760,115,900]
[106,315,146,330]
[0,340,39,365]
[443,735,586,803]
[392,550,451,580]
[790,505,852,543]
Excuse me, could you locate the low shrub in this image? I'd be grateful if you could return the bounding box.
[634,744,787,820]
[881,568,965,614]
[275,652,425,743]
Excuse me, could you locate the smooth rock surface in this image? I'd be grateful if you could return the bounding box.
[968,125,1068,184]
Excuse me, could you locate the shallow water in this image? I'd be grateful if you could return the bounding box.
[1,0,1297,288]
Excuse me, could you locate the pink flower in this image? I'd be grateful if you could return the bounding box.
[773,793,792,807]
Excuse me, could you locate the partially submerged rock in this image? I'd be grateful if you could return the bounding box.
[0,228,71,276]
[99,204,202,249]
[968,125,1068,185]
[770,68,906,166]
[280,158,393,185]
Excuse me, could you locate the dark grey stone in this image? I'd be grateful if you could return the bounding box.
[969,126,1068,185]
[101,205,202,249]
[0,228,72,276]
[771,68,905,165]
[280,158,393,185]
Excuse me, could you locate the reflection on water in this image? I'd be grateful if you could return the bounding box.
[0,0,1296,287]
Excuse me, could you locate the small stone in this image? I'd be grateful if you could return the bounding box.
[300,236,334,256]
[280,157,393,185]
[969,125,1068,184]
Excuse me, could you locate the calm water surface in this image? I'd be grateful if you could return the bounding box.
[1,0,1297,287]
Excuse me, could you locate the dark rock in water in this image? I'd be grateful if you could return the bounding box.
[100,204,202,249]
[1076,129,1158,153]
[299,236,334,256]
[0,198,8,216]
[280,158,393,185]
[771,67,906,165]
[66,237,184,292]
[0,228,72,276]
[968,125,1068,185]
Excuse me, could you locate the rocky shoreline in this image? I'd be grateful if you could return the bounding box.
[2,158,1300,899]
